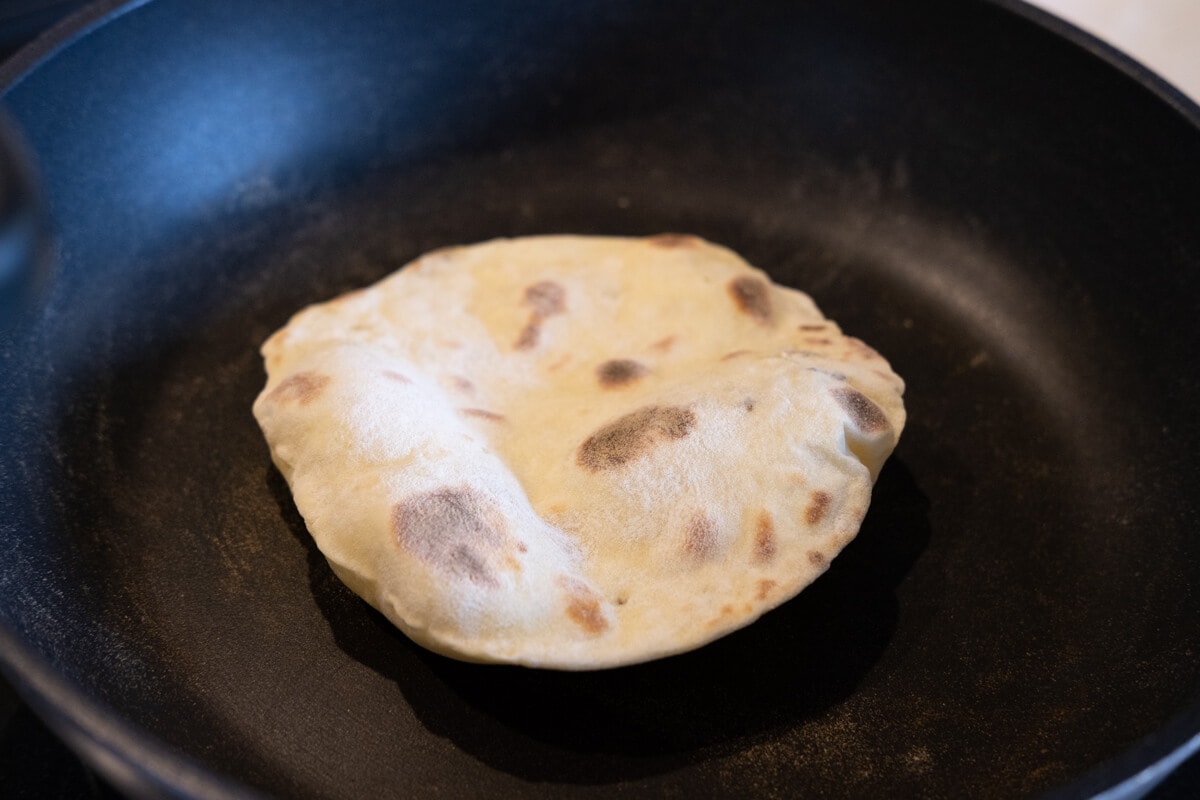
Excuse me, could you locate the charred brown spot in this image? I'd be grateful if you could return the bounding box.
[804,337,833,346]
[449,375,474,394]
[381,370,412,384]
[756,580,777,601]
[577,405,696,471]
[651,335,676,353]
[647,233,698,248]
[459,408,506,422]
[799,323,828,332]
[559,577,609,634]
[805,490,832,526]
[721,350,752,361]
[831,387,891,434]
[268,372,330,406]
[742,397,756,412]
[514,320,541,350]
[514,281,566,350]
[597,359,649,388]
[523,280,566,317]
[727,276,773,323]
[807,550,828,568]
[564,597,604,633]
[754,511,777,563]
[684,513,718,560]
[392,486,507,586]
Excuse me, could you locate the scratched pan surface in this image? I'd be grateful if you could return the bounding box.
[1,0,1199,797]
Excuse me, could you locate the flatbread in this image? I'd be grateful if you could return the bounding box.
[253,234,905,669]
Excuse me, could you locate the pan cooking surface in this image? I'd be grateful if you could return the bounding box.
[1,0,1198,797]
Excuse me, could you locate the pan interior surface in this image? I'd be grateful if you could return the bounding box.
[0,0,1198,797]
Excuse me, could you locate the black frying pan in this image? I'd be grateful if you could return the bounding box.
[1,0,1199,797]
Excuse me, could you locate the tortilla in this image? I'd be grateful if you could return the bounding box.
[253,234,906,669]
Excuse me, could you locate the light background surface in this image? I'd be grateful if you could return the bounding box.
[1024,0,1200,102]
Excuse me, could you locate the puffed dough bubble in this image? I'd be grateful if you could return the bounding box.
[253,235,906,670]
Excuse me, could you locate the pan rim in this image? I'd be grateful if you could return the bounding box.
[0,0,1197,798]
[992,0,1200,123]
[0,631,263,799]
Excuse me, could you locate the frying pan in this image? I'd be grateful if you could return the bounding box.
[1,0,1199,797]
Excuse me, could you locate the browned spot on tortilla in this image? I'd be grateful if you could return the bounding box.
[559,576,609,634]
[804,337,833,346]
[727,276,772,323]
[805,490,832,525]
[577,405,696,471]
[754,511,777,563]
[268,372,330,406]
[831,387,891,434]
[650,335,676,353]
[514,320,541,350]
[524,280,566,316]
[684,513,718,560]
[597,359,649,388]
[448,375,474,394]
[381,370,412,384]
[742,398,756,412]
[647,233,698,248]
[516,541,529,553]
[799,323,828,331]
[807,550,828,567]
[459,408,506,422]
[392,486,507,586]
[756,580,777,601]
[515,281,566,349]
[721,349,752,361]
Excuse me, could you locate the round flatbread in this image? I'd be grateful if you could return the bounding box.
[253,234,906,669]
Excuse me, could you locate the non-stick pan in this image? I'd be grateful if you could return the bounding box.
[1,0,1198,797]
